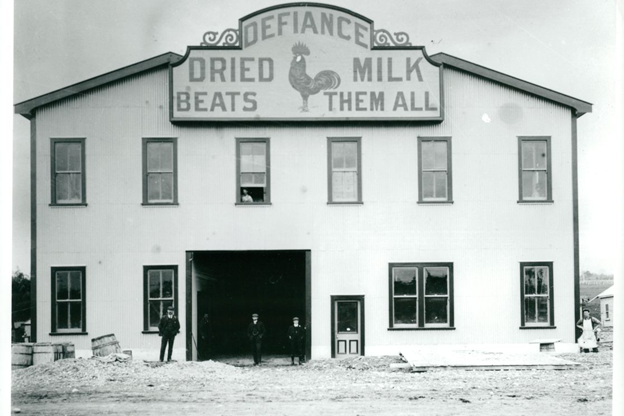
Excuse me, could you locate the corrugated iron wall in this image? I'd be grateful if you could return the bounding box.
[34,65,575,357]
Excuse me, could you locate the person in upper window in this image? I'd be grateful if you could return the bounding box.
[576,308,601,353]
[241,189,253,203]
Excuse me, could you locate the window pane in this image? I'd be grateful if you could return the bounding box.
[160,173,174,201]
[253,173,266,185]
[55,143,69,171]
[394,268,417,296]
[159,143,173,172]
[147,174,162,201]
[57,303,69,329]
[67,143,82,171]
[343,142,357,169]
[252,143,266,172]
[240,143,254,172]
[332,142,345,169]
[425,297,448,324]
[149,301,161,328]
[149,271,161,299]
[147,143,161,172]
[332,171,357,201]
[56,272,69,300]
[69,302,82,328]
[69,173,82,201]
[535,267,549,295]
[241,173,254,186]
[394,298,417,324]
[424,267,448,295]
[537,298,549,322]
[162,271,173,298]
[524,298,537,323]
[522,141,547,170]
[162,300,173,316]
[433,172,447,199]
[337,301,358,332]
[522,171,547,199]
[422,141,447,170]
[422,172,434,199]
[56,175,70,202]
[524,268,536,295]
[69,271,81,300]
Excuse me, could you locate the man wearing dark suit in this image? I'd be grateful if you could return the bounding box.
[158,305,180,362]
[288,316,306,365]
[247,313,266,365]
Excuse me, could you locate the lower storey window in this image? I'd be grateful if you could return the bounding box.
[144,266,178,331]
[520,262,554,327]
[389,263,454,328]
[51,267,86,333]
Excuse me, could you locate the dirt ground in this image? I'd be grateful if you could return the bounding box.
[12,340,614,416]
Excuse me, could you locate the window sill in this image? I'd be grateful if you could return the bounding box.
[517,200,554,204]
[142,330,160,334]
[388,327,456,331]
[49,332,89,336]
[519,326,557,330]
[49,203,88,207]
[235,202,272,206]
[141,203,179,207]
[327,201,363,205]
[417,201,454,205]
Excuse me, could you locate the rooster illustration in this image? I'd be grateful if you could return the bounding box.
[289,42,341,112]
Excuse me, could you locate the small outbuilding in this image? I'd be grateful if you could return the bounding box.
[589,286,614,328]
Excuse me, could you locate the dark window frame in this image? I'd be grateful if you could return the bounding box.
[142,137,179,205]
[143,265,179,332]
[327,137,363,204]
[235,137,271,205]
[388,262,454,330]
[518,136,553,203]
[50,266,87,334]
[417,136,453,204]
[519,261,555,328]
[50,138,87,206]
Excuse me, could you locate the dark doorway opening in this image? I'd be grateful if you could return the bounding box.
[194,250,308,359]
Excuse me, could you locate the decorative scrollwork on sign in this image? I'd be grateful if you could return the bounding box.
[201,29,240,46]
[374,29,412,47]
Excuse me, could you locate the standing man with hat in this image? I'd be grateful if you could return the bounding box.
[247,313,266,365]
[288,317,306,365]
[158,305,180,362]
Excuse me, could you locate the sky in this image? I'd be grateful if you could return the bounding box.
[9,0,623,275]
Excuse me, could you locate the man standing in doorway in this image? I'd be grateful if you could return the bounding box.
[288,316,306,365]
[158,305,180,362]
[247,313,265,365]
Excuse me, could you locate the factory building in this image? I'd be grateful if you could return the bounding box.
[15,3,592,360]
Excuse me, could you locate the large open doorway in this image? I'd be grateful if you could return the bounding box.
[189,250,310,361]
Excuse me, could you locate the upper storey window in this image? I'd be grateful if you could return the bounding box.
[143,138,178,205]
[518,137,552,202]
[51,138,86,205]
[418,137,452,203]
[328,137,362,203]
[236,138,270,204]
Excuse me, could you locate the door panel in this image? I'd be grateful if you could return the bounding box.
[335,300,361,358]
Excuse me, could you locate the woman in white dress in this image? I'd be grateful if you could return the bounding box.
[576,309,601,353]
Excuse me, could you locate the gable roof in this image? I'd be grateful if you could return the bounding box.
[588,285,614,303]
[14,51,592,119]
[14,52,183,119]
[429,53,592,117]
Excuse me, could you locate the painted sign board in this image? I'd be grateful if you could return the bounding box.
[171,4,443,121]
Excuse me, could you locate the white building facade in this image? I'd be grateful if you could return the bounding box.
[15,3,592,360]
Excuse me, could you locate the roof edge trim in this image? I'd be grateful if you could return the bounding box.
[430,53,592,116]
[15,52,183,118]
